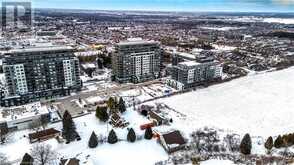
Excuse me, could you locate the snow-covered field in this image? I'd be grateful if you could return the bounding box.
[263,18,294,24]
[159,67,294,137]
[231,17,294,25]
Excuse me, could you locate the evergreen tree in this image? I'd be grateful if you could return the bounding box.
[62,111,77,143]
[107,97,116,110]
[118,97,126,113]
[127,128,136,142]
[97,58,103,69]
[240,133,252,155]
[288,133,294,146]
[20,153,34,165]
[282,134,294,147]
[95,106,109,122]
[107,97,118,114]
[274,135,284,148]
[88,131,98,148]
[265,136,273,152]
[144,127,153,140]
[108,129,118,144]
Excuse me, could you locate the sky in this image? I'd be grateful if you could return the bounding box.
[26,0,294,12]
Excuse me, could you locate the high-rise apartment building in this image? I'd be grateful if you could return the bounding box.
[112,39,161,83]
[1,45,81,106]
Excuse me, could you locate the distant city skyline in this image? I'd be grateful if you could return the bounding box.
[30,0,294,12]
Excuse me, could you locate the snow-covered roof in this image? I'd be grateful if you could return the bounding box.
[82,63,96,69]
[178,61,200,67]
[0,102,49,122]
[117,40,159,46]
[5,45,74,54]
[177,52,196,60]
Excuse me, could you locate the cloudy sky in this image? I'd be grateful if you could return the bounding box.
[30,0,294,12]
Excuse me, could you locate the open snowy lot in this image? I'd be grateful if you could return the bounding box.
[159,67,294,137]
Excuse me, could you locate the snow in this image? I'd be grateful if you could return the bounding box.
[0,73,5,84]
[74,99,87,108]
[179,61,200,67]
[5,66,294,164]
[212,44,236,51]
[82,63,96,69]
[85,85,98,91]
[0,110,168,164]
[80,69,111,83]
[263,18,294,24]
[201,159,236,165]
[0,129,32,163]
[88,140,166,165]
[159,67,294,137]
[86,96,104,104]
[0,102,48,122]
[200,26,244,31]
[231,17,294,25]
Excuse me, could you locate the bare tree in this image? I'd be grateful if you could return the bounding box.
[31,144,57,165]
[29,115,50,132]
[29,119,42,132]
[0,153,10,165]
[225,134,240,152]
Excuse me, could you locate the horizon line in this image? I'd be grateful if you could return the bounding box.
[34,7,294,14]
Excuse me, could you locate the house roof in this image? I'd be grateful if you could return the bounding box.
[149,111,164,122]
[60,158,80,165]
[162,130,186,145]
[29,128,60,141]
[111,113,121,121]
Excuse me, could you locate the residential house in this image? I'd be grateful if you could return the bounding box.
[29,128,60,143]
[159,130,186,153]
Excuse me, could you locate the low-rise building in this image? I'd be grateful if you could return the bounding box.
[148,110,170,126]
[28,128,60,143]
[159,130,186,153]
[60,158,80,165]
[0,102,50,130]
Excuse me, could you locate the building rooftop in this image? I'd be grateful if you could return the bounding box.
[178,61,200,67]
[0,102,49,122]
[117,39,159,46]
[177,52,196,60]
[29,128,60,142]
[0,37,75,55]
[161,130,186,146]
[4,45,74,54]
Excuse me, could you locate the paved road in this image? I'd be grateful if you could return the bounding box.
[43,79,162,105]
